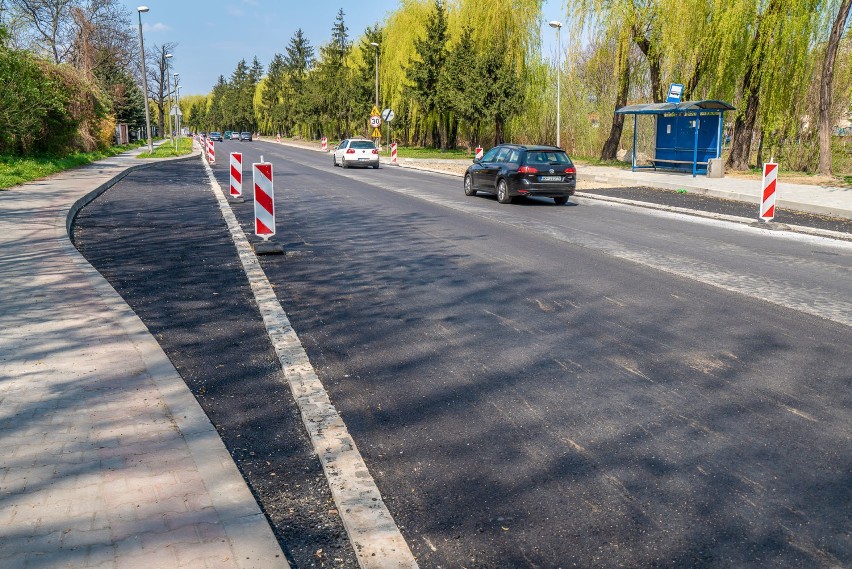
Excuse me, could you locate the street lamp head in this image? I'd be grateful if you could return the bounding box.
[165,53,173,59]
[137,6,149,13]
[548,20,562,29]
[173,72,179,78]
[370,42,379,48]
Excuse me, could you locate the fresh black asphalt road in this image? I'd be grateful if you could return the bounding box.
[77,143,851,568]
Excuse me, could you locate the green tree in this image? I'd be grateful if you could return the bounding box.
[438,26,483,148]
[479,38,524,146]
[283,28,315,136]
[407,0,449,148]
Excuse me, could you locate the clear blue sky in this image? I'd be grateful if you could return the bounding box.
[124,0,563,96]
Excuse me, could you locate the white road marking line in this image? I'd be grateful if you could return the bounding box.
[203,159,419,569]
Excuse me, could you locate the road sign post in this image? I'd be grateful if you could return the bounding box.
[381,108,395,155]
[370,104,382,141]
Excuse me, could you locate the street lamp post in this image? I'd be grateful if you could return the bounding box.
[370,42,379,108]
[548,20,563,149]
[370,41,379,147]
[174,73,181,151]
[137,6,153,154]
[165,52,173,144]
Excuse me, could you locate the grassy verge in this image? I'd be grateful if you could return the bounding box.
[0,141,146,190]
[389,146,472,160]
[136,137,194,159]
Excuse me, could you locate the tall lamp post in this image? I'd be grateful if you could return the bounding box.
[370,42,379,108]
[174,73,181,150]
[165,52,173,144]
[548,20,563,149]
[370,41,379,147]
[137,6,153,153]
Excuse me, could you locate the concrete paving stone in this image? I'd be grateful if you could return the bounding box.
[116,545,178,569]
[109,514,168,542]
[61,526,113,549]
[0,552,29,568]
[141,523,201,550]
[164,508,223,533]
[85,543,117,567]
[173,542,236,568]
[134,493,191,520]
[20,529,63,553]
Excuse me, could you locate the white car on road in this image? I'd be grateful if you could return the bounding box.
[333,139,379,169]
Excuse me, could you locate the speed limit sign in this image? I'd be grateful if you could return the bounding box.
[370,115,381,128]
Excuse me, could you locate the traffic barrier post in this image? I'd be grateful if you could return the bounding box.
[760,162,778,221]
[230,152,242,197]
[253,161,275,240]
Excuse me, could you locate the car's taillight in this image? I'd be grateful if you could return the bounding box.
[518,166,538,174]
[372,149,378,154]
[564,166,576,174]
[346,148,355,154]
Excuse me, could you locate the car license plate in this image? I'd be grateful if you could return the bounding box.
[358,157,370,160]
[539,175,562,182]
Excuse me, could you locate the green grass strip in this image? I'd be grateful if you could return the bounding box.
[0,141,146,190]
[136,137,194,159]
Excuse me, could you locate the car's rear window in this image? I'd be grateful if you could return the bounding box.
[350,141,376,149]
[525,151,573,165]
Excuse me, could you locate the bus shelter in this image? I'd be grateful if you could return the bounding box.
[615,100,736,177]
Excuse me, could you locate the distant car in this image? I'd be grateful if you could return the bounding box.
[464,144,576,205]
[224,131,232,140]
[332,139,379,169]
[240,131,252,141]
[209,131,223,142]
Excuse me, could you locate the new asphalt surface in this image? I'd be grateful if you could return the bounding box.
[72,159,358,568]
[74,143,851,568]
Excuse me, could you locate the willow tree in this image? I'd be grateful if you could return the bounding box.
[725,0,822,170]
[818,0,852,175]
[565,0,664,159]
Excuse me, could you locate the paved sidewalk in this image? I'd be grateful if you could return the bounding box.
[0,149,289,568]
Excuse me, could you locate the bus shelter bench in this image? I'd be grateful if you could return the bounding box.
[650,158,708,170]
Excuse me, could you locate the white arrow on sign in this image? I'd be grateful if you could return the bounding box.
[381,108,395,122]
[169,106,183,117]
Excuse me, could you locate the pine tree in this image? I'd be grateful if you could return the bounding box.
[407,0,449,148]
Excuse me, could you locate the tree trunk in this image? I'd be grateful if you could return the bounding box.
[818,0,852,175]
[633,32,663,103]
[494,116,505,146]
[682,55,704,101]
[755,128,765,166]
[601,38,630,160]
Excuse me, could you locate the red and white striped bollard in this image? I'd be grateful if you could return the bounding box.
[276,133,281,143]
[391,142,398,165]
[208,139,215,165]
[253,161,275,239]
[230,152,242,197]
[475,146,483,161]
[760,162,778,221]
[321,137,328,152]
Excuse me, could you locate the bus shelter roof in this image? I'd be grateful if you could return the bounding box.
[615,100,736,115]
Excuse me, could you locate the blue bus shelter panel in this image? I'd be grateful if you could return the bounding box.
[654,114,721,169]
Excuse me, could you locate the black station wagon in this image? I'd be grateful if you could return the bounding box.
[464,144,576,205]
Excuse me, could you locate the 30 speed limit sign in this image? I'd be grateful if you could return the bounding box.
[370,115,381,128]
